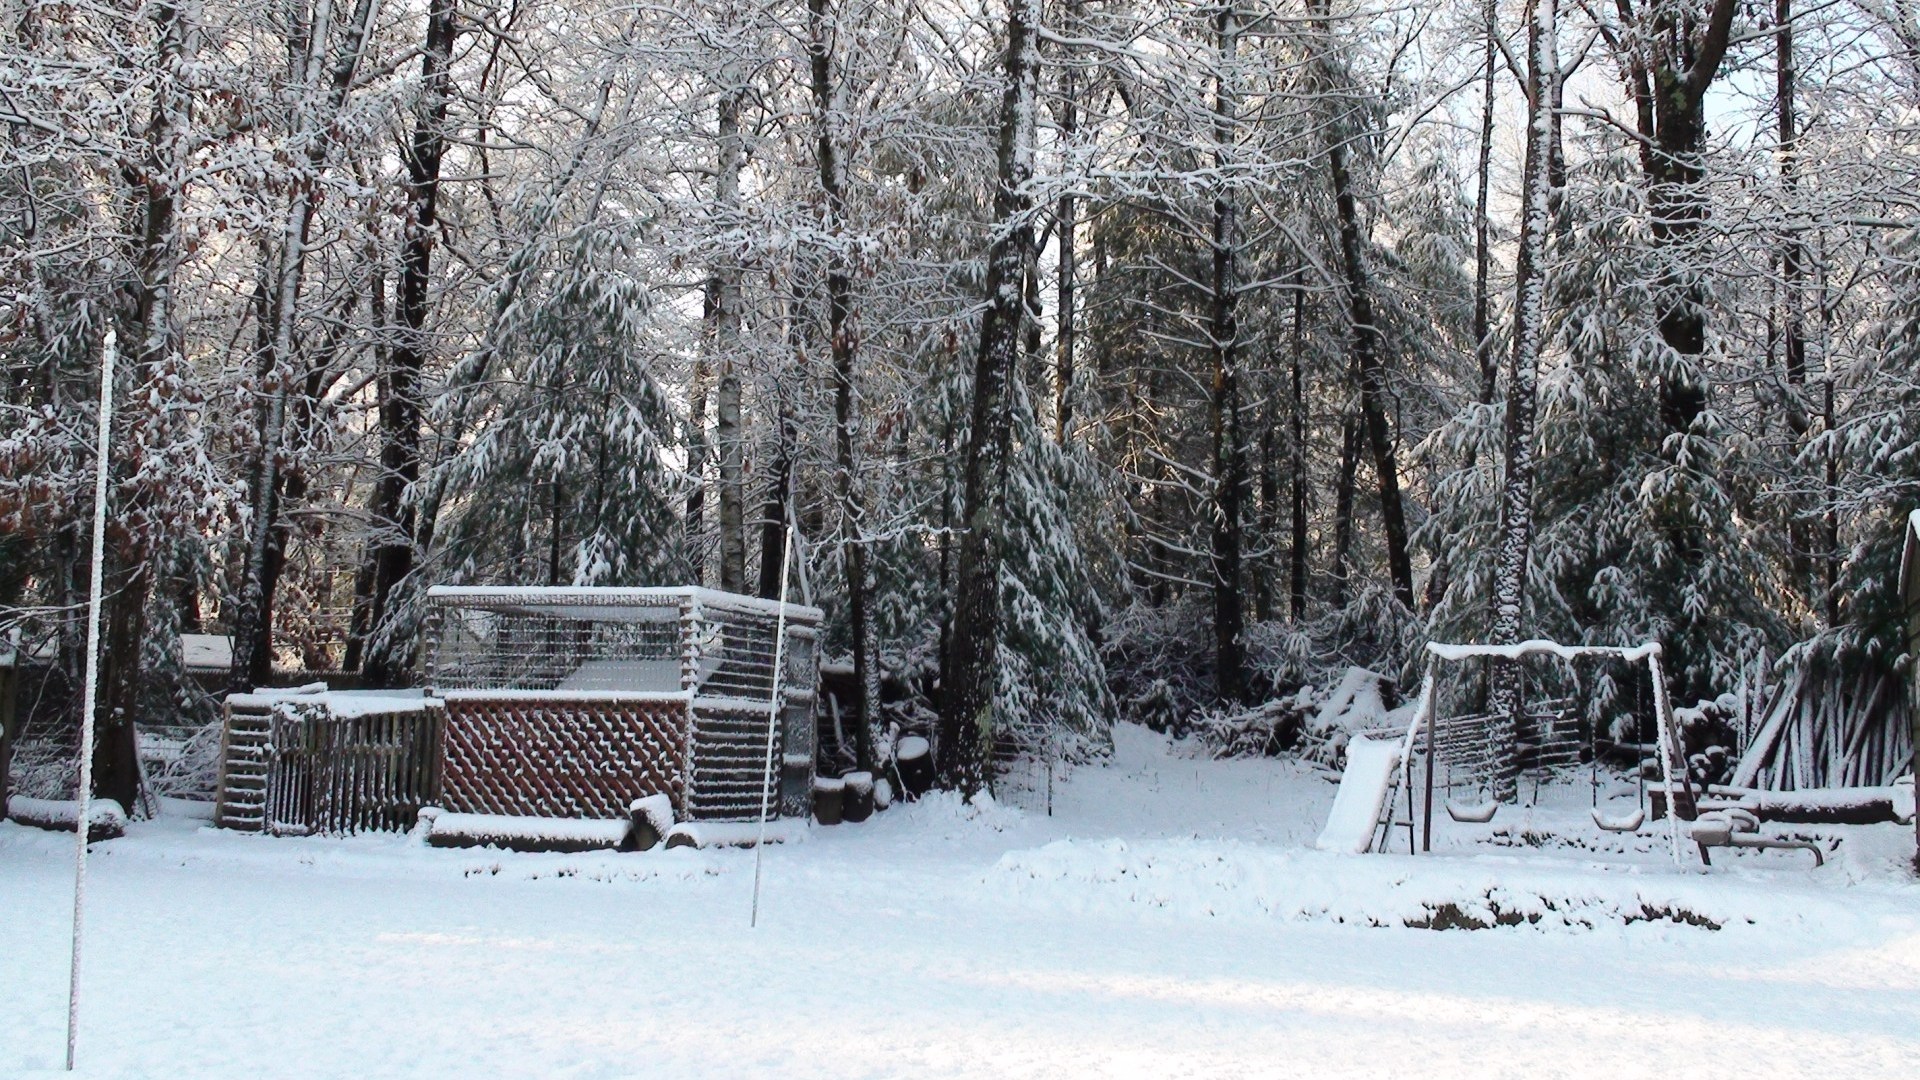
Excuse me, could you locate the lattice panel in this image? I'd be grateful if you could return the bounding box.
[440,696,690,819]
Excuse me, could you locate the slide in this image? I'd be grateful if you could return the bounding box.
[1314,733,1404,854]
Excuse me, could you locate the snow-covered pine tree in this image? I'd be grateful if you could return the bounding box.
[426,225,684,589]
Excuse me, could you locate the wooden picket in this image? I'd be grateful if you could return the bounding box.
[226,700,443,836]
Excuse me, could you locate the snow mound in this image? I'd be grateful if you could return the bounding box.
[1311,667,1390,737]
[991,838,1804,931]
[889,789,1024,835]
[664,819,808,849]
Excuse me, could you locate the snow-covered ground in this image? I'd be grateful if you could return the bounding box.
[4,723,1917,1078]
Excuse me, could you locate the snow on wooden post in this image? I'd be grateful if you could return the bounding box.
[67,328,116,1071]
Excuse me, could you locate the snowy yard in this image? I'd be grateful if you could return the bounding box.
[5,723,1917,1079]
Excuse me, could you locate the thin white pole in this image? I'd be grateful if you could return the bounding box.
[1646,648,1686,868]
[750,524,794,928]
[67,328,116,1071]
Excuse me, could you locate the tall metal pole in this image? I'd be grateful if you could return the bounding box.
[750,524,794,927]
[67,328,116,1071]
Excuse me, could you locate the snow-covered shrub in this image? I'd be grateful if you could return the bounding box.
[1126,678,1184,735]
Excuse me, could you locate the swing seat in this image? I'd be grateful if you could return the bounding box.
[1590,806,1645,833]
[1445,798,1499,823]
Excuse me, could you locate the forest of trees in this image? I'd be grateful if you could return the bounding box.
[5,0,1920,803]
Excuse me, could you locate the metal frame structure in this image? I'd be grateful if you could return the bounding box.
[1396,640,1691,865]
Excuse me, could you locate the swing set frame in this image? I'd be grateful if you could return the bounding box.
[1404,640,1693,866]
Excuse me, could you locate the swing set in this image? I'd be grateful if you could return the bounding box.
[1407,640,1689,862]
[1325,639,1826,867]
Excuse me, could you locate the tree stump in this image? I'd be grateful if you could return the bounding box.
[894,735,934,799]
[813,776,844,825]
[841,770,874,823]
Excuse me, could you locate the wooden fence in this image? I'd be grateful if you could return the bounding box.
[218,695,442,835]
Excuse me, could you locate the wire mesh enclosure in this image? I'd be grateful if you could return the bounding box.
[424,586,821,823]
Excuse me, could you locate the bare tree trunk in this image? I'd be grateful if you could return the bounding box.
[1332,411,1359,609]
[229,0,381,693]
[1255,373,1276,624]
[1288,275,1309,621]
[1619,0,1736,433]
[1311,0,1415,610]
[1053,2,1081,445]
[758,283,804,599]
[810,0,875,773]
[1487,0,1557,804]
[362,0,457,686]
[1774,0,1818,607]
[1777,0,1803,399]
[1473,0,1498,404]
[685,282,713,575]
[90,0,192,810]
[715,87,748,596]
[1209,4,1247,703]
[938,0,1038,794]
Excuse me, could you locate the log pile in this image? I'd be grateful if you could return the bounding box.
[1732,662,1912,791]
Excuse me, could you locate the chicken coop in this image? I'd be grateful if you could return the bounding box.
[214,586,821,836]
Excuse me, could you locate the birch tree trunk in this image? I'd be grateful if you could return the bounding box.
[938,0,1038,794]
[1487,0,1557,804]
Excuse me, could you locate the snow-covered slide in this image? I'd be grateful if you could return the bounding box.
[1313,733,1406,853]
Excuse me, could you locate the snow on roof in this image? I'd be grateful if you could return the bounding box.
[425,584,823,624]
[182,633,232,672]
